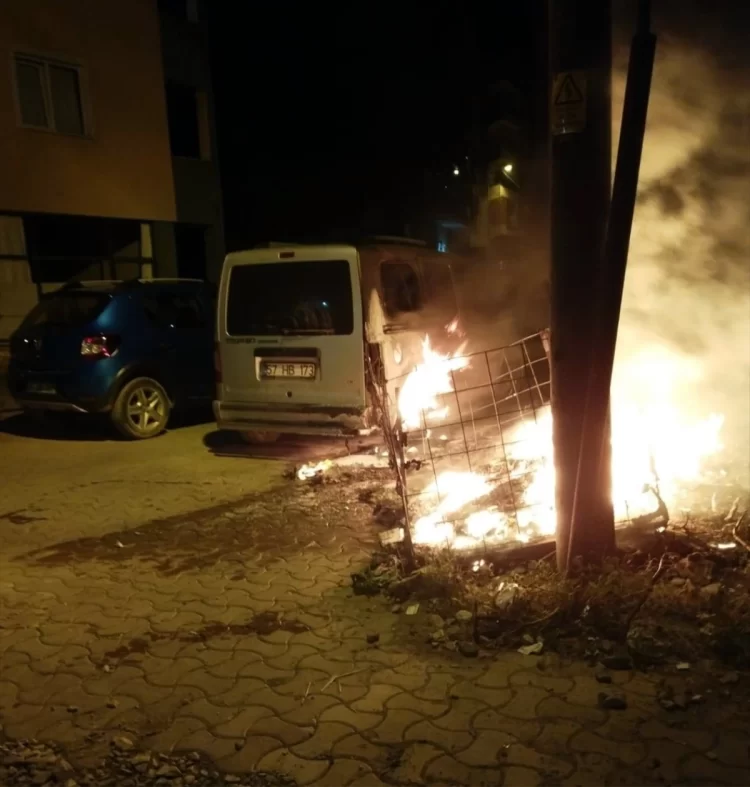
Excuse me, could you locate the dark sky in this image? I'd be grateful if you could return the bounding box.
[207,3,537,250]
[207,1,747,252]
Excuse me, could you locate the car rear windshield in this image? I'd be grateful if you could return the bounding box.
[226,260,354,336]
[20,291,111,330]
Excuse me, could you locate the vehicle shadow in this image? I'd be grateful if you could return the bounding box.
[202,429,365,463]
[0,406,214,442]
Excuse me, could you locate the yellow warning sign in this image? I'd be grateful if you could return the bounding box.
[551,71,587,135]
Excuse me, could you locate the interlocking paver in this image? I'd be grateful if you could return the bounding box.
[317,758,374,786]
[432,698,488,732]
[496,687,550,720]
[213,705,275,738]
[331,732,393,765]
[403,719,473,753]
[256,748,332,785]
[385,691,450,719]
[318,703,382,731]
[389,742,444,783]
[217,736,285,772]
[570,729,647,767]
[366,709,423,745]
[422,754,484,785]
[2,426,749,787]
[473,709,542,744]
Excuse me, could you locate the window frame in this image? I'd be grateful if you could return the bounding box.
[12,52,89,137]
[379,260,423,317]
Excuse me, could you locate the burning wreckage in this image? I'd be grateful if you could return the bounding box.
[298,319,735,561]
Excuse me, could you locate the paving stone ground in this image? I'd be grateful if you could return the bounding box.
[1,419,750,786]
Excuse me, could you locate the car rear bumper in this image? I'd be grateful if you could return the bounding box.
[7,364,114,414]
[213,400,367,437]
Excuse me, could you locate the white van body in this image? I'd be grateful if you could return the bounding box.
[213,240,463,438]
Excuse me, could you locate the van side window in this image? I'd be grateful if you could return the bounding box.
[381,262,421,315]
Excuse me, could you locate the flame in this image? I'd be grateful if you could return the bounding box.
[397,336,468,430]
[297,460,333,480]
[398,335,725,550]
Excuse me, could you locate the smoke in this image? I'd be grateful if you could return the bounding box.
[613,23,750,476]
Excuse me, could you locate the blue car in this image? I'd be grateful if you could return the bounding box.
[7,278,215,439]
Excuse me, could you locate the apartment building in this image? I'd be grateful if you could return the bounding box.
[0,0,224,339]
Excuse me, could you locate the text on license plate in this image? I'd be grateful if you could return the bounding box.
[260,362,316,379]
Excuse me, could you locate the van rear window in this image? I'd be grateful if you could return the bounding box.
[21,291,110,329]
[226,260,354,336]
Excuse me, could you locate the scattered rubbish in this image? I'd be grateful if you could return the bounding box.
[720,671,740,685]
[494,582,521,611]
[379,527,405,546]
[458,641,479,658]
[595,664,612,684]
[405,604,420,616]
[676,662,691,671]
[706,751,718,761]
[518,642,544,656]
[598,691,627,710]
[112,736,134,751]
[455,609,473,623]
[391,604,402,614]
[115,540,124,549]
[428,629,446,644]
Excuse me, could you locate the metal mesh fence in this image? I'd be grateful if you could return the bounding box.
[385,330,555,550]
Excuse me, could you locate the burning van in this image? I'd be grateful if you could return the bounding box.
[213,238,467,440]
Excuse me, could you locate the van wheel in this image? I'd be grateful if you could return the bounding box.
[111,377,171,439]
[237,430,280,444]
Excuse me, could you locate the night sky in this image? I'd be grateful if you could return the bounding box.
[207,3,537,250]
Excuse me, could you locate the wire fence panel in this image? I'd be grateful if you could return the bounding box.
[383,330,555,552]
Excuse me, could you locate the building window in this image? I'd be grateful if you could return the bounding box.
[13,54,86,136]
[166,82,201,158]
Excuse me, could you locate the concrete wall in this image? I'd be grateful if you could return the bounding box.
[0,0,177,222]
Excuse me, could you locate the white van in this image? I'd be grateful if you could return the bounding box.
[213,239,464,439]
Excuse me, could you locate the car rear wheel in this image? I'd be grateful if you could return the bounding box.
[111,377,171,440]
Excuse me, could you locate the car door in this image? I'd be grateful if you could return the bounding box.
[143,290,213,402]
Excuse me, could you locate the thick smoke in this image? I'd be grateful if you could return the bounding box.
[613,26,750,477]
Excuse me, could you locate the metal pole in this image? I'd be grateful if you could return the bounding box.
[569,0,657,560]
[549,0,614,571]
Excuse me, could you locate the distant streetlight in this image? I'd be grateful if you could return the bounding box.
[453,166,460,176]
[503,163,513,174]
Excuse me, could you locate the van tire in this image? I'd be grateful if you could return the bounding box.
[111,377,171,440]
[237,430,280,444]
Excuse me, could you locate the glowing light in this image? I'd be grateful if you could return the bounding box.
[398,333,725,550]
[503,163,513,173]
[453,166,460,176]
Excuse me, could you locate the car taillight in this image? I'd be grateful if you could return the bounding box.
[214,342,222,383]
[80,335,120,358]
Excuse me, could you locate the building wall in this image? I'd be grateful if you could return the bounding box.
[159,10,224,281]
[0,0,176,221]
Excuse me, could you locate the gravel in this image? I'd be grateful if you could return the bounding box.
[0,737,297,787]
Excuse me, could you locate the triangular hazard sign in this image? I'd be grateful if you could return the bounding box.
[554,74,583,105]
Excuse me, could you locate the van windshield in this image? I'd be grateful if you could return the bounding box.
[227,260,354,336]
[20,291,111,330]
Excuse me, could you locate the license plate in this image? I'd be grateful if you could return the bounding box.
[260,362,316,379]
[27,382,56,395]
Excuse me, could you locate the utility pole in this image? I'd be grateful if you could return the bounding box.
[549,0,615,571]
